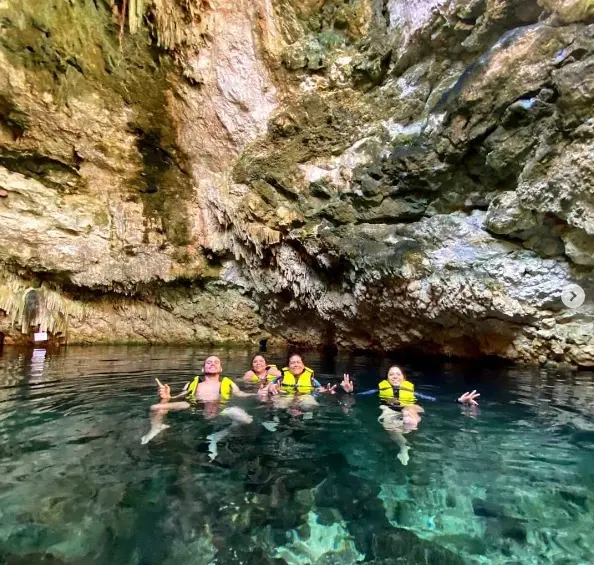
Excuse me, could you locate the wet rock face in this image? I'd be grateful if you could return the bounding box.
[223,0,594,366]
[0,0,282,346]
[0,1,592,365]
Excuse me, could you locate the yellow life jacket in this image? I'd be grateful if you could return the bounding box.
[378,379,415,405]
[186,375,235,401]
[248,365,278,383]
[279,367,316,394]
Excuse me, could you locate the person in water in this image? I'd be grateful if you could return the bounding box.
[243,354,282,383]
[266,353,337,416]
[337,367,419,464]
[156,355,260,405]
[141,355,269,445]
[376,365,422,465]
[338,365,480,465]
[270,353,335,393]
[378,365,416,404]
[338,365,480,406]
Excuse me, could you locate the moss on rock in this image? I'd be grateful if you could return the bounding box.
[0,0,194,247]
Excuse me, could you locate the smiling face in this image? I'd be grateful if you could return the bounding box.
[386,366,404,387]
[252,355,267,375]
[288,354,305,376]
[203,356,222,376]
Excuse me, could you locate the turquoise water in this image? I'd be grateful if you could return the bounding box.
[0,346,593,565]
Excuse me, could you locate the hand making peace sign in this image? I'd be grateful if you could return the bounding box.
[340,374,354,393]
[155,378,171,401]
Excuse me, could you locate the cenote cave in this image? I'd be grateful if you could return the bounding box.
[0,1,593,564]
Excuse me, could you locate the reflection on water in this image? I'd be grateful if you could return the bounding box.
[0,346,593,565]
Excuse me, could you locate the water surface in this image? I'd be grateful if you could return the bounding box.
[1,345,593,565]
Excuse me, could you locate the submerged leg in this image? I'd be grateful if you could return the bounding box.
[298,394,318,420]
[379,409,411,466]
[262,420,279,432]
[389,431,410,466]
[206,407,256,460]
[141,401,190,445]
[206,426,232,461]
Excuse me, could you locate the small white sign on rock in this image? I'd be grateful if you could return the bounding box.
[33,331,48,342]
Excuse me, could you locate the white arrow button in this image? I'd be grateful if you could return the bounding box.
[561,284,586,309]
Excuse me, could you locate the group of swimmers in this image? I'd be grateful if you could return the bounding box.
[143,353,480,465]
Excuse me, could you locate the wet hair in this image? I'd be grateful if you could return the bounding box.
[385,365,404,380]
[287,353,304,365]
[251,354,267,366]
[202,355,222,373]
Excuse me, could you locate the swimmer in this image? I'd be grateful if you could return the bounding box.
[339,365,481,406]
[267,353,335,418]
[141,355,270,445]
[269,353,336,394]
[242,354,281,384]
[378,366,416,404]
[339,366,480,465]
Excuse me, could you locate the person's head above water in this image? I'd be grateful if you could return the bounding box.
[251,354,267,375]
[385,365,405,387]
[287,353,305,376]
[203,355,222,377]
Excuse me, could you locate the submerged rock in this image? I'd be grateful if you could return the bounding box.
[488,516,528,543]
[472,498,507,518]
[371,528,466,564]
[0,553,70,565]
[274,510,364,565]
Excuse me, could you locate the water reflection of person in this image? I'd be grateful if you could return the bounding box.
[141,355,270,444]
[242,354,281,383]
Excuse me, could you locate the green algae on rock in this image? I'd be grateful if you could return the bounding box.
[0,0,592,366]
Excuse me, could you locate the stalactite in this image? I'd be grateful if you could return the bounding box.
[0,275,87,336]
[128,0,144,33]
[149,0,206,52]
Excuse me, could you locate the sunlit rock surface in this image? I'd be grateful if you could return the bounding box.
[0,0,592,365]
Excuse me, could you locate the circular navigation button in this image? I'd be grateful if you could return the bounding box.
[561,284,585,309]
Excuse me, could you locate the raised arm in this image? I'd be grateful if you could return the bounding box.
[458,390,480,405]
[143,379,191,445]
[242,370,257,382]
[340,374,354,393]
[320,374,354,394]
[156,378,189,402]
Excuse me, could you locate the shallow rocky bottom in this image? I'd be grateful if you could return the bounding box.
[1,347,593,565]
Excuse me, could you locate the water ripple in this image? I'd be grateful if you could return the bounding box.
[0,346,593,565]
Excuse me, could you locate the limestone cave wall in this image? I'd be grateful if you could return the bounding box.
[0,0,592,365]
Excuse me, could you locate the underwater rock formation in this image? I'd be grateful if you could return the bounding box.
[0,0,592,365]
